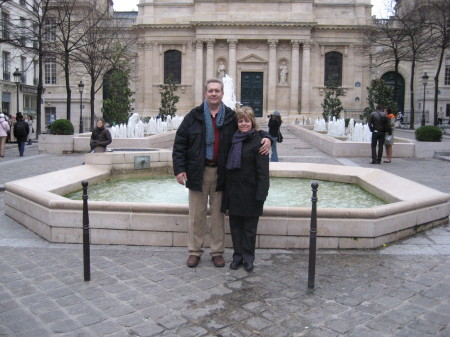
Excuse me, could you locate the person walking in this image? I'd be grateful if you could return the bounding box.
[268,111,282,162]
[26,115,35,144]
[172,78,271,268]
[221,106,269,272]
[368,105,391,164]
[90,118,112,153]
[0,113,10,157]
[384,109,395,163]
[13,113,29,157]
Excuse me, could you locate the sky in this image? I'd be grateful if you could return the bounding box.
[112,0,389,18]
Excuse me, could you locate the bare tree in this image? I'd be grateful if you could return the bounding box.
[426,0,450,126]
[47,0,107,122]
[71,8,136,130]
[365,16,409,110]
[2,0,53,136]
[395,1,436,129]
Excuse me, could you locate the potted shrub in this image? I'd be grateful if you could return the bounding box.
[415,126,443,142]
[39,119,75,153]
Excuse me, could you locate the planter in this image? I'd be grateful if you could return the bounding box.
[38,134,74,154]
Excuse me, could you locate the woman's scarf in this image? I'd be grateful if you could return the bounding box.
[204,100,225,160]
[226,129,256,170]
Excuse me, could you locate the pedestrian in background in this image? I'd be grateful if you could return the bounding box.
[384,108,395,163]
[368,105,391,164]
[13,113,29,157]
[26,115,35,144]
[0,113,10,157]
[9,115,17,143]
[268,111,282,162]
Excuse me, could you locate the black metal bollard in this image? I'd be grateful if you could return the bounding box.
[308,181,319,289]
[82,180,91,282]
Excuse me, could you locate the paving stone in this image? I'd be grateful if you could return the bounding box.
[129,322,165,336]
[1,134,450,336]
[50,319,85,334]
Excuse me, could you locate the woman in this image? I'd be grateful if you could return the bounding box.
[13,113,29,157]
[0,113,10,157]
[221,106,270,272]
[268,111,282,162]
[90,118,112,153]
[384,108,395,163]
[26,115,35,144]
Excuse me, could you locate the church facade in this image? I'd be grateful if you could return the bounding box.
[133,0,374,119]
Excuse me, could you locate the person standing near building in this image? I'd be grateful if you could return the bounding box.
[368,105,391,164]
[383,108,395,163]
[0,113,10,157]
[13,113,29,157]
[221,106,269,272]
[172,78,271,268]
[268,111,282,162]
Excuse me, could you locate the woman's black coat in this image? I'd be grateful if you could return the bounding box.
[221,132,270,217]
[90,127,112,150]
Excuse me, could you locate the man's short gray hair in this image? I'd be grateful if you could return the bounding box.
[204,78,224,92]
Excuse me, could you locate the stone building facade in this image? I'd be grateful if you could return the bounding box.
[134,0,373,119]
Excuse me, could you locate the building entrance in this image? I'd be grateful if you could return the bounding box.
[240,72,263,117]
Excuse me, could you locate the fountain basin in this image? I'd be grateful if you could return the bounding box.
[4,150,449,249]
[293,124,450,158]
[39,131,176,154]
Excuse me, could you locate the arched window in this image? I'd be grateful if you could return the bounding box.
[324,51,342,86]
[164,50,181,84]
[381,71,406,113]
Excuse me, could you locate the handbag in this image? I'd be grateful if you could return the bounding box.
[385,134,393,146]
[277,130,283,143]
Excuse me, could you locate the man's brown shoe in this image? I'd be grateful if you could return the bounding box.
[187,255,200,268]
[212,255,225,267]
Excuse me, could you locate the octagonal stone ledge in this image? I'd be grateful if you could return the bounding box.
[4,160,449,249]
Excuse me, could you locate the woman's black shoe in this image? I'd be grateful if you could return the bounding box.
[230,259,243,270]
[244,262,254,272]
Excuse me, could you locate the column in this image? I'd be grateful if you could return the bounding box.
[206,39,215,80]
[227,39,238,83]
[194,39,204,105]
[137,42,146,112]
[144,42,154,114]
[267,39,278,114]
[301,40,311,114]
[290,40,300,114]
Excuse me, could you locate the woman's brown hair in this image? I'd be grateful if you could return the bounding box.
[235,106,259,131]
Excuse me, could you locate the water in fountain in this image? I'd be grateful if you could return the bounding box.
[314,118,327,132]
[66,176,386,208]
[347,118,372,142]
[110,113,184,138]
[222,74,237,109]
[327,117,346,137]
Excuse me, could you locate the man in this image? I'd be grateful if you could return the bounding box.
[368,105,391,164]
[172,78,270,268]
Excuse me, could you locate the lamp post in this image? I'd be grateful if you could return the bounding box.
[421,72,428,127]
[13,68,22,115]
[78,81,84,133]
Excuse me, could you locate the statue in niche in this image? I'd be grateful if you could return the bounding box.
[279,62,288,85]
[217,61,226,79]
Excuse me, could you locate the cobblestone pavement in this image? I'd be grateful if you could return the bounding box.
[0,132,449,337]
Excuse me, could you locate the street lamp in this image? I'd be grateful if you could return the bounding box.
[13,68,22,115]
[421,72,429,127]
[78,81,84,133]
